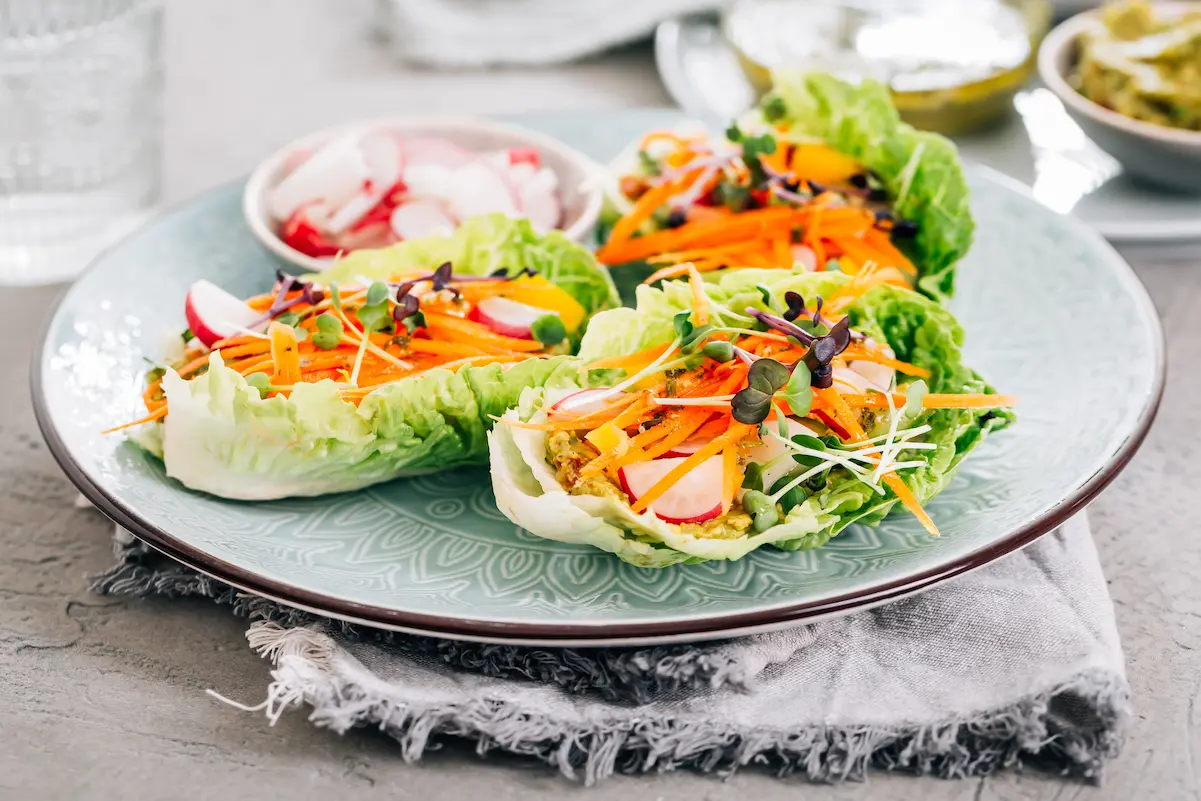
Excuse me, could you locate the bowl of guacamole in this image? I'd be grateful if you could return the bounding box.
[1039,0,1201,193]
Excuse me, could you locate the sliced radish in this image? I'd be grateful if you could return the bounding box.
[267,132,373,223]
[663,436,708,458]
[333,220,395,251]
[517,167,562,232]
[279,147,312,177]
[547,388,617,419]
[469,296,555,340]
[390,200,456,241]
[403,137,475,169]
[280,205,341,259]
[400,164,458,204]
[507,161,538,190]
[792,244,818,271]
[508,147,541,168]
[833,365,886,395]
[618,456,724,524]
[185,280,264,348]
[322,132,405,235]
[849,360,895,391]
[448,162,517,220]
[741,417,818,494]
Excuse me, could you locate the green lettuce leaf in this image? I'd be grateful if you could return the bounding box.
[319,214,619,325]
[155,351,590,500]
[491,270,1012,565]
[759,71,974,303]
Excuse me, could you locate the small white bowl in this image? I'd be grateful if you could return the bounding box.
[243,115,605,273]
[1038,2,1201,193]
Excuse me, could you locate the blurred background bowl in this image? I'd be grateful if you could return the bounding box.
[243,115,605,273]
[1038,2,1201,194]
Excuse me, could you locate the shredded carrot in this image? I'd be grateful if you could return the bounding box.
[630,423,753,513]
[599,176,689,257]
[422,313,545,353]
[588,342,672,371]
[404,338,492,359]
[598,207,796,264]
[687,264,710,326]
[818,387,940,537]
[237,357,275,376]
[840,345,932,379]
[841,393,1019,410]
[102,405,168,434]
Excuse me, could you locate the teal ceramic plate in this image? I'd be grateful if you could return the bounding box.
[34,112,1163,646]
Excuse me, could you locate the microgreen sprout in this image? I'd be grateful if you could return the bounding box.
[531,314,567,346]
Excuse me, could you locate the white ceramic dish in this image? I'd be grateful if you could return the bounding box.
[243,115,605,273]
[1037,1,1201,194]
[655,14,1201,242]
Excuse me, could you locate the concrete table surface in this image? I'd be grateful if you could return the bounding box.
[2,1,1197,798]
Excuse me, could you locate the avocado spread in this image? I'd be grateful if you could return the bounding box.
[546,431,754,538]
[1074,0,1201,131]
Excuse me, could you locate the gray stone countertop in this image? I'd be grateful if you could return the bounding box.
[3,1,1199,798]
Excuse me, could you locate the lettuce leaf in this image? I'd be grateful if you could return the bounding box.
[156,351,590,500]
[490,270,1012,565]
[319,214,619,325]
[760,71,974,303]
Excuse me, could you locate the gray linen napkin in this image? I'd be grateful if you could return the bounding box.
[93,512,1128,784]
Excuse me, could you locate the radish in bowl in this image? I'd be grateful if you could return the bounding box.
[244,116,603,273]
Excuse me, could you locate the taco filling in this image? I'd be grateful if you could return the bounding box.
[597,71,974,304]
[489,268,1014,567]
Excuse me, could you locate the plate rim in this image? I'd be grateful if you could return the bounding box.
[32,169,1166,646]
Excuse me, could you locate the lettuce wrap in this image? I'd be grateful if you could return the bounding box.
[131,216,619,500]
[597,71,973,305]
[489,269,1012,567]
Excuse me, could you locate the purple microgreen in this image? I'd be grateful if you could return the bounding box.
[251,271,323,327]
[731,357,790,425]
[746,306,816,347]
[770,183,811,206]
[783,292,806,322]
[392,293,420,322]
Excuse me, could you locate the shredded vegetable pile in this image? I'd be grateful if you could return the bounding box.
[110,263,584,434]
[597,124,921,290]
[501,269,1015,538]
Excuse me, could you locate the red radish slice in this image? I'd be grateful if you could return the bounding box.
[507,162,538,190]
[547,388,617,418]
[185,280,264,348]
[280,205,341,259]
[448,162,517,220]
[390,200,457,241]
[792,244,818,271]
[518,167,562,232]
[267,132,373,223]
[618,456,724,524]
[323,132,405,235]
[469,296,555,340]
[508,147,541,168]
[476,158,524,212]
[403,137,475,169]
[663,436,708,458]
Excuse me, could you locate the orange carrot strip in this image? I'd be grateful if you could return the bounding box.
[214,341,271,361]
[641,409,716,460]
[772,235,792,268]
[600,176,689,256]
[840,393,1019,410]
[630,423,753,513]
[422,313,545,353]
[103,405,169,435]
[238,357,275,376]
[588,343,672,371]
[840,345,932,379]
[404,338,492,359]
[598,207,796,264]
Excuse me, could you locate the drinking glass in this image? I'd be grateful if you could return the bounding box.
[0,0,163,286]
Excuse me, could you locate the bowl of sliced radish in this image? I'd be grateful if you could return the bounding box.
[243,115,604,272]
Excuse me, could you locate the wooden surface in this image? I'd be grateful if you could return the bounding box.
[2,1,1197,798]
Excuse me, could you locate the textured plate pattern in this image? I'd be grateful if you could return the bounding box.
[35,112,1162,642]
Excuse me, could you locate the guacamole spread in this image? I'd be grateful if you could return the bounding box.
[1074,0,1201,131]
